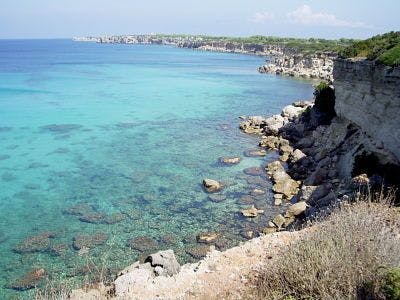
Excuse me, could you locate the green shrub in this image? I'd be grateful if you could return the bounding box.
[339,31,400,66]
[313,82,336,124]
[382,267,400,300]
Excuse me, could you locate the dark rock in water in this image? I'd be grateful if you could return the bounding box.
[73,233,108,250]
[246,177,268,187]
[51,147,70,154]
[207,194,227,203]
[14,232,56,253]
[40,124,83,134]
[116,122,138,129]
[160,234,177,245]
[1,172,16,182]
[243,167,264,176]
[239,195,256,205]
[0,126,12,132]
[186,245,211,259]
[9,268,46,291]
[0,231,7,244]
[28,162,49,169]
[244,149,267,157]
[79,212,106,224]
[104,213,126,224]
[0,154,10,161]
[49,243,69,256]
[63,203,95,216]
[127,236,158,252]
[24,183,40,190]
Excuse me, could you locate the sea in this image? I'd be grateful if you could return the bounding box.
[0,39,313,298]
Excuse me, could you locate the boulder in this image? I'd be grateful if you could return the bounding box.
[250,188,265,196]
[272,178,299,199]
[244,149,267,157]
[272,214,285,228]
[293,100,313,108]
[281,105,304,120]
[274,194,283,206]
[202,179,223,193]
[239,116,265,134]
[219,157,241,165]
[263,114,286,136]
[241,206,264,218]
[144,250,180,276]
[259,135,290,150]
[291,149,307,163]
[196,232,219,244]
[285,202,308,217]
[300,184,332,204]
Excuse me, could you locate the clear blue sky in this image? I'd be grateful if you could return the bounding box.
[1,0,399,39]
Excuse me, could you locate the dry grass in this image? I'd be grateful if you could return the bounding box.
[242,191,400,300]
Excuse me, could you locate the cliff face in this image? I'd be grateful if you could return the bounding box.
[258,52,334,81]
[333,59,400,165]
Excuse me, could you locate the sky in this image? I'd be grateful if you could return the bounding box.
[0,0,399,39]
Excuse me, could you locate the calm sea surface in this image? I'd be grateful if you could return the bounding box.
[0,39,313,297]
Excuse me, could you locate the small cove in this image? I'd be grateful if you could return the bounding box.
[0,39,314,298]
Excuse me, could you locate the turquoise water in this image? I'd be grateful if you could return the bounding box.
[0,39,313,298]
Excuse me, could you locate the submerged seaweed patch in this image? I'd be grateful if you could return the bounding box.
[39,124,83,134]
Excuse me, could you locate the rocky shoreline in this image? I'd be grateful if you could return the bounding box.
[73,35,335,81]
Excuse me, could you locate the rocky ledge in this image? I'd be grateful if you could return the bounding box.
[70,230,303,299]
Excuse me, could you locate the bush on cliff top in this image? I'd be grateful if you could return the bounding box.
[339,31,400,66]
[313,82,336,124]
[239,192,400,300]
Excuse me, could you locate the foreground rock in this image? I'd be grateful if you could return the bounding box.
[70,230,301,299]
[144,250,181,276]
[267,161,300,200]
[202,179,223,193]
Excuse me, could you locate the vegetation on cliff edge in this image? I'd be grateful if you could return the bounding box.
[239,192,400,300]
[339,31,400,66]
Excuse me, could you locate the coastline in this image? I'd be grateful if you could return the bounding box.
[73,35,335,81]
[69,55,400,299]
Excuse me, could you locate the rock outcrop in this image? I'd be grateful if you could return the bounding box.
[258,52,335,81]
